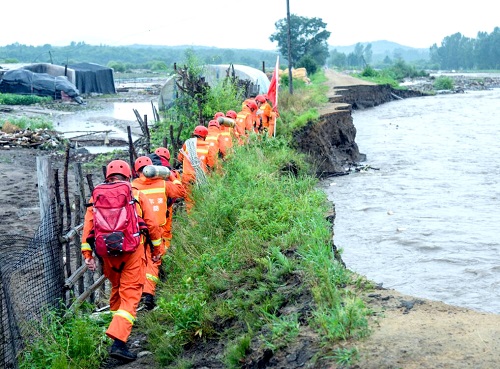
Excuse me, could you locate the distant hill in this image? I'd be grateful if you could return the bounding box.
[330,40,430,62]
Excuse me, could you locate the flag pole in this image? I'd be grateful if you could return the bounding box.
[272,55,279,137]
[266,55,279,137]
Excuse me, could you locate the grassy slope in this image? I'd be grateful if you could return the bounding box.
[139,135,372,368]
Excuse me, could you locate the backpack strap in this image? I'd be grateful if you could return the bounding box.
[112,262,126,273]
[139,218,154,254]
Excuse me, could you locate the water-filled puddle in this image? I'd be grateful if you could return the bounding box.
[56,101,157,153]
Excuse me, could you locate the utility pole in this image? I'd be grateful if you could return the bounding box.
[286,0,293,94]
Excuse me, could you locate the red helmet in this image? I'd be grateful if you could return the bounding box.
[106,159,132,179]
[246,99,258,111]
[214,112,225,119]
[226,110,237,119]
[255,95,266,103]
[155,147,170,160]
[134,156,152,172]
[193,125,209,138]
[208,119,220,128]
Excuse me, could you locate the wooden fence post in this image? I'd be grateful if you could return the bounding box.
[36,156,54,221]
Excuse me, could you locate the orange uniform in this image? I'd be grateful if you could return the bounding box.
[218,124,235,157]
[177,138,215,185]
[255,94,277,137]
[221,110,238,156]
[235,105,258,144]
[81,184,162,343]
[177,131,218,211]
[163,169,183,243]
[131,173,186,296]
[206,122,224,159]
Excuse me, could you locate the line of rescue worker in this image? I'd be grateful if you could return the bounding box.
[79,94,277,363]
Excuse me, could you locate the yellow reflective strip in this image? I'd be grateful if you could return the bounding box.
[146,273,160,284]
[172,180,181,185]
[152,238,162,246]
[114,309,136,324]
[140,188,165,195]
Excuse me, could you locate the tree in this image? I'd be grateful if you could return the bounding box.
[328,49,347,68]
[431,32,475,69]
[270,14,330,69]
[297,55,318,74]
[475,27,500,69]
[364,43,373,64]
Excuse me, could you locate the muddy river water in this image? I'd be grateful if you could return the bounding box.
[320,88,500,314]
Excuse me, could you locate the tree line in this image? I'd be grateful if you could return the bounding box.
[270,15,500,71]
[323,28,500,71]
[429,28,500,70]
[1,19,498,74]
[0,42,280,73]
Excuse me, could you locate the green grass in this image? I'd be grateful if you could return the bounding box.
[1,116,53,130]
[0,93,52,105]
[333,347,360,366]
[139,134,370,366]
[18,306,110,369]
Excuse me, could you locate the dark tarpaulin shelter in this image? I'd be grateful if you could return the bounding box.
[68,62,116,94]
[0,69,83,103]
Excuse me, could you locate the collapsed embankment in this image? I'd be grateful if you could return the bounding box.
[293,83,424,176]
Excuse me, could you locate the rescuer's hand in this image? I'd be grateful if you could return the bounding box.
[152,243,165,263]
[85,257,97,271]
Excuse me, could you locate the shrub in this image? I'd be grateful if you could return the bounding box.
[297,55,319,75]
[0,93,51,105]
[433,76,454,90]
[360,65,378,77]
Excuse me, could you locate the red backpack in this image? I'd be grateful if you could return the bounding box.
[90,181,143,257]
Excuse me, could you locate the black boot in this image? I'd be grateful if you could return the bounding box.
[110,339,137,362]
[143,292,156,311]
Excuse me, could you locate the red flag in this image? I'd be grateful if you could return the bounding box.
[267,56,279,113]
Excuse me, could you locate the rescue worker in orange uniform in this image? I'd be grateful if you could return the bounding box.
[206,118,224,161]
[218,110,237,158]
[255,94,276,137]
[131,156,186,310]
[235,99,259,144]
[154,146,171,167]
[153,146,182,247]
[214,111,225,120]
[81,159,164,363]
[177,125,218,211]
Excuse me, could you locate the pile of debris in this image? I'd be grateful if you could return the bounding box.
[0,122,66,150]
[401,75,500,93]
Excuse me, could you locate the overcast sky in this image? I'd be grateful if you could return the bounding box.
[1,1,497,50]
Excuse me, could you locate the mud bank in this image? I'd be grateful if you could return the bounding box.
[293,82,424,176]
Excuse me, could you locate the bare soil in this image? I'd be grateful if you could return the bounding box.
[1,72,499,368]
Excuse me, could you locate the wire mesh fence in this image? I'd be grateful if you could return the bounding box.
[0,156,105,368]
[0,201,64,368]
